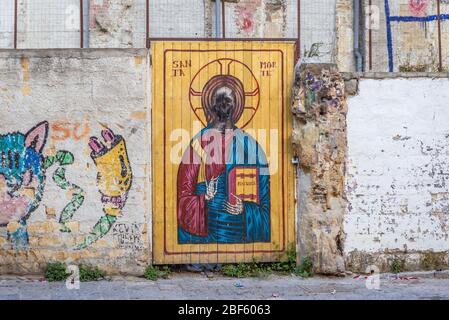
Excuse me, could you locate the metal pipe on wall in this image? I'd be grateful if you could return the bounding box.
[84,0,90,48]
[80,0,84,48]
[146,0,150,47]
[13,0,18,49]
[437,0,443,72]
[368,0,372,70]
[353,0,363,72]
[80,0,90,48]
[215,0,221,38]
[221,0,225,38]
[297,0,300,62]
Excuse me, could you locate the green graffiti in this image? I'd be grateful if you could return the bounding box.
[75,214,117,250]
[45,151,85,233]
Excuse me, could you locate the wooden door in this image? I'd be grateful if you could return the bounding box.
[152,41,296,264]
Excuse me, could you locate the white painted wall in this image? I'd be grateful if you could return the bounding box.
[345,77,449,254]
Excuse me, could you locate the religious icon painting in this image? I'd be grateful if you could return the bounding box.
[152,41,296,264]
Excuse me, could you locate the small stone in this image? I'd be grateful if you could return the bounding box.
[344,79,358,96]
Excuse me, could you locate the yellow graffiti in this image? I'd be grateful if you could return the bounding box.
[92,138,132,216]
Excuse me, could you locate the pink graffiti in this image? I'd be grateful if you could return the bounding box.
[0,175,32,225]
[408,0,429,17]
[90,0,110,28]
[235,0,262,35]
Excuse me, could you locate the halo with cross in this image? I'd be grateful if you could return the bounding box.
[189,58,260,129]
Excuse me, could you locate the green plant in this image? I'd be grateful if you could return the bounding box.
[420,252,446,271]
[220,243,313,278]
[144,265,172,281]
[221,260,271,278]
[398,63,428,72]
[222,263,253,278]
[44,262,70,282]
[294,256,314,278]
[79,265,105,282]
[390,259,404,274]
[271,243,297,273]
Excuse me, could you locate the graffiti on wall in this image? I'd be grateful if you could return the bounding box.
[408,0,430,17]
[151,41,296,264]
[0,122,133,249]
[0,122,48,247]
[384,0,449,71]
[112,222,144,253]
[235,0,262,36]
[89,0,110,29]
[78,128,133,249]
[51,118,90,141]
[233,0,286,38]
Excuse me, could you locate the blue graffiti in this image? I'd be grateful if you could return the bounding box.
[0,122,48,246]
[384,0,449,72]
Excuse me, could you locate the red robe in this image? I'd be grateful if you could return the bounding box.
[177,129,235,236]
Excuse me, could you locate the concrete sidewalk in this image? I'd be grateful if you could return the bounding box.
[1,272,449,300]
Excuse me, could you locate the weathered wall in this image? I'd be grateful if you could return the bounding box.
[16,0,85,49]
[222,0,296,38]
[365,0,449,71]
[344,73,449,272]
[300,0,338,64]
[90,0,147,48]
[1,52,449,276]
[0,0,338,60]
[0,0,14,48]
[335,0,354,72]
[150,0,210,38]
[333,0,449,72]
[292,63,348,275]
[363,0,449,72]
[292,66,449,274]
[0,49,150,275]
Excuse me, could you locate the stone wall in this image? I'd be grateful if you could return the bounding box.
[335,0,354,72]
[0,49,150,275]
[292,63,348,275]
[2,49,449,276]
[292,65,449,274]
[90,0,147,48]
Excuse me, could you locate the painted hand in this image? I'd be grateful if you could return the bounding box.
[205,176,218,201]
[225,194,244,215]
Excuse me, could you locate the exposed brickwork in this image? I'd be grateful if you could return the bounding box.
[292,63,348,275]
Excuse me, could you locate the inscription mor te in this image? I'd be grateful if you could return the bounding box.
[260,61,276,77]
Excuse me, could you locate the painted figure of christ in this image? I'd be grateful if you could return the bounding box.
[177,75,270,244]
